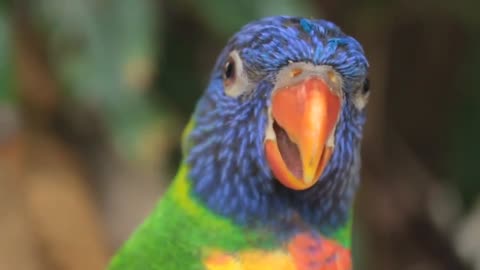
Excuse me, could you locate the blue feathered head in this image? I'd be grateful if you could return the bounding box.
[185,16,369,228]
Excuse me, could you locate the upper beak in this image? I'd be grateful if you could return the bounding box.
[265,70,342,190]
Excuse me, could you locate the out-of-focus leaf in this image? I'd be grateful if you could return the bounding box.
[257,0,316,18]
[451,33,480,210]
[0,1,9,11]
[0,12,14,104]
[0,10,21,159]
[30,0,174,164]
[441,0,480,28]
[188,0,316,36]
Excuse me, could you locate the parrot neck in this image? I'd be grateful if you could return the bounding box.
[184,92,364,239]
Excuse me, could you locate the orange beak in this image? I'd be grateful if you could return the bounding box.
[265,77,341,190]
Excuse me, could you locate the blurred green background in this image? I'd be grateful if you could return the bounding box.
[0,0,479,270]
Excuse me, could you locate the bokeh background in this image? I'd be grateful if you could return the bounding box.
[1,0,479,269]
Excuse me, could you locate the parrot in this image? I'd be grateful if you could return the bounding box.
[108,16,370,270]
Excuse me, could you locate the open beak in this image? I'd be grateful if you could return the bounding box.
[265,71,341,190]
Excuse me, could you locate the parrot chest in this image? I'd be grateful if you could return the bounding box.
[201,230,352,270]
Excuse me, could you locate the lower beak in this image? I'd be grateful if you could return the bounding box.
[265,77,341,190]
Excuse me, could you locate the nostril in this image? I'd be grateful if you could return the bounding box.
[291,68,303,77]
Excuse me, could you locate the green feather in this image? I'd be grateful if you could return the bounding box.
[331,213,353,248]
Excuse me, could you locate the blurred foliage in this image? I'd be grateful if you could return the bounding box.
[0,10,14,104]
[29,0,171,163]
[451,33,480,210]
[188,0,314,36]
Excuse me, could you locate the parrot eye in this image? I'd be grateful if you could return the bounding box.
[223,57,236,83]
[362,78,370,94]
[352,77,370,110]
[222,51,252,98]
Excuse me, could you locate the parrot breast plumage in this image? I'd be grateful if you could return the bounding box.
[108,16,369,270]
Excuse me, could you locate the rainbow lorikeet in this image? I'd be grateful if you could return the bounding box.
[109,16,370,270]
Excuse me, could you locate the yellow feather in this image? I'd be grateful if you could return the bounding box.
[204,250,296,270]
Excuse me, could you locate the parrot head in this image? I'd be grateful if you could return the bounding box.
[185,16,369,228]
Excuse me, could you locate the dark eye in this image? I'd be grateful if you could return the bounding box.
[223,57,236,84]
[362,78,370,94]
